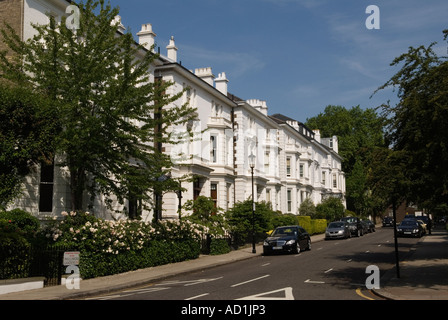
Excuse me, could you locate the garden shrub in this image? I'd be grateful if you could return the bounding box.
[0,220,31,279]
[225,200,277,246]
[311,219,327,235]
[209,238,231,255]
[40,211,202,279]
[271,213,298,229]
[0,209,40,237]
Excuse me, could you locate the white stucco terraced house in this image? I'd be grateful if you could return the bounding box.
[1,0,345,221]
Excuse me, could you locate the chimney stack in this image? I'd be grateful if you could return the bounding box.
[137,23,156,52]
[247,99,268,116]
[313,129,321,143]
[215,72,229,95]
[112,15,126,34]
[195,67,215,86]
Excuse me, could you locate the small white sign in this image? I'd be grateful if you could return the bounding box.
[63,251,80,266]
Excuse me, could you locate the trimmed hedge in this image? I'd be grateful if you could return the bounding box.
[297,216,312,234]
[311,219,327,235]
[79,239,200,279]
[297,216,327,235]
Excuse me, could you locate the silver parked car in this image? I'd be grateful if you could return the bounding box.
[325,221,351,240]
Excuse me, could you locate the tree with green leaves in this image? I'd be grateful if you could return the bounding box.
[367,148,410,208]
[305,105,386,216]
[315,197,345,221]
[225,200,275,246]
[298,197,316,217]
[0,83,60,208]
[374,30,448,212]
[306,105,385,173]
[0,0,196,215]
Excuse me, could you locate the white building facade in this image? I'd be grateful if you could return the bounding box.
[2,0,345,221]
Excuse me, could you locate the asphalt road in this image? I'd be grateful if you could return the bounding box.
[85,227,420,301]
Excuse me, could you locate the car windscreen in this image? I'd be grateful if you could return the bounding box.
[328,222,344,228]
[400,220,417,226]
[271,227,297,237]
[341,217,356,223]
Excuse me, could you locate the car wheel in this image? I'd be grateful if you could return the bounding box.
[306,239,311,251]
[294,242,301,254]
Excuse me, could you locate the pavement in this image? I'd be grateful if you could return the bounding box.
[0,226,447,300]
[372,226,448,300]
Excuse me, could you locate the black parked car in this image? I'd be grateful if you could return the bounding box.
[363,219,376,232]
[397,220,424,238]
[382,216,394,227]
[263,225,311,255]
[340,217,364,237]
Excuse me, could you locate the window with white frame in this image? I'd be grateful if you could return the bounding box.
[211,183,218,208]
[287,189,292,212]
[266,188,271,204]
[39,161,54,212]
[264,151,270,174]
[210,135,217,163]
[286,157,291,177]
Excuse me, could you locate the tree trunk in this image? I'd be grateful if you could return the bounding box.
[70,166,85,211]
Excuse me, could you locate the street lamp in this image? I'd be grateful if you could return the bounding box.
[176,181,182,221]
[249,152,256,254]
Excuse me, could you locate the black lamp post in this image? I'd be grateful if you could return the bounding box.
[249,152,256,254]
[176,182,182,220]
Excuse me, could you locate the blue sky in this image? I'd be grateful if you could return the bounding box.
[111,0,448,122]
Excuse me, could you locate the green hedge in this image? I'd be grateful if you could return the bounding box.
[209,238,231,255]
[0,209,40,237]
[79,239,200,279]
[297,216,312,233]
[297,216,327,235]
[0,227,31,279]
[1,210,204,281]
[311,219,327,235]
[271,214,327,235]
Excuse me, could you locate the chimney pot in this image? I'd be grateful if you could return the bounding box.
[166,36,178,62]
